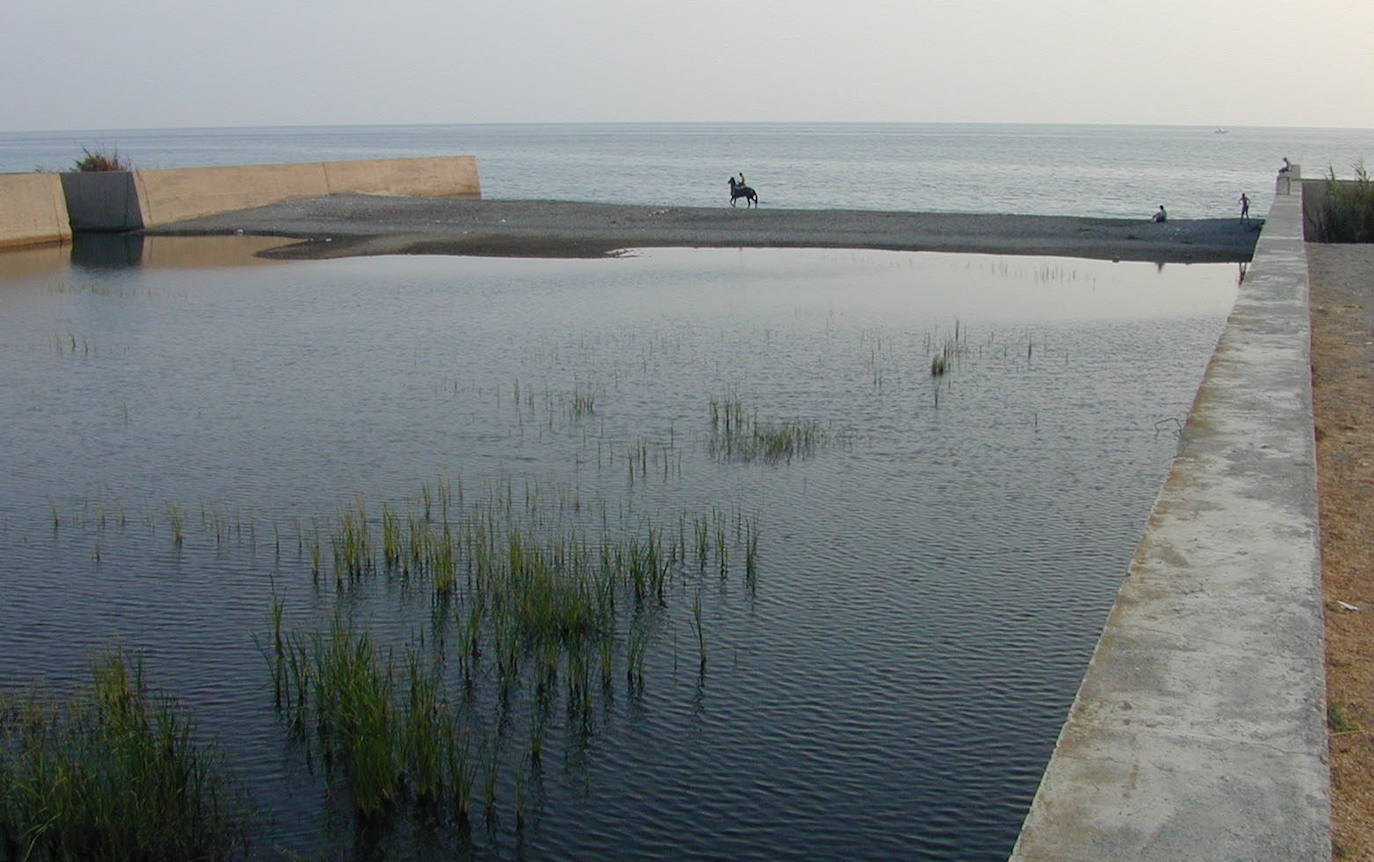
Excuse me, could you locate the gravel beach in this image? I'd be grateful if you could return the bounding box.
[146,195,1263,263]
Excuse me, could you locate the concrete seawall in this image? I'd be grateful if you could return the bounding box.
[1010,191,1329,857]
[62,155,481,232]
[0,173,72,249]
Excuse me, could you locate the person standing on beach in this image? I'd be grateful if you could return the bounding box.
[1239,192,1250,223]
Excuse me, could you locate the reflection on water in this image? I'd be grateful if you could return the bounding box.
[0,245,1237,860]
[0,241,70,282]
[0,233,290,278]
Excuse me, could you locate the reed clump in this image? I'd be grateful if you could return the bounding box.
[1311,162,1374,243]
[708,395,829,463]
[271,616,478,821]
[0,648,245,861]
[267,482,763,830]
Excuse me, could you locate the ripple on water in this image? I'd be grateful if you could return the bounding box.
[0,247,1235,860]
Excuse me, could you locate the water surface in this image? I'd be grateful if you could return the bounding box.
[0,242,1238,859]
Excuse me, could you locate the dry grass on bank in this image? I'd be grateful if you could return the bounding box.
[1308,243,1374,860]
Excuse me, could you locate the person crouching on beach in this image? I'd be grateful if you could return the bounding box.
[1152,205,1167,223]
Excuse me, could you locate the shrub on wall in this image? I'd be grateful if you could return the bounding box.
[73,147,129,172]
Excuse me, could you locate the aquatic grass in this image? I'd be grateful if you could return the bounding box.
[569,386,596,417]
[301,617,402,818]
[0,648,245,861]
[381,504,402,572]
[707,395,833,463]
[744,520,760,585]
[1311,161,1374,243]
[690,591,707,669]
[331,500,372,583]
[165,501,185,546]
[263,481,762,830]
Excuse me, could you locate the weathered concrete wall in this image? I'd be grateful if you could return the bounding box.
[0,173,72,249]
[62,156,481,231]
[1010,191,1329,860]
[1302,178,1329,240]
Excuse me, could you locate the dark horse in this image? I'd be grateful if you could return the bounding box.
[728,177,758,208]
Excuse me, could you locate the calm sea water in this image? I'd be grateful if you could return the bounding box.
[0,241,1237,860]
[3,122,1371,219]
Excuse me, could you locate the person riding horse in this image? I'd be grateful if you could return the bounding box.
[728,176,758,208]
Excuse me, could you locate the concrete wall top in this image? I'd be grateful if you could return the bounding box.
[0,173,72,249]
[1010,192,1329,860]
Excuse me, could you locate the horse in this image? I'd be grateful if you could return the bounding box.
[728,177,758,208]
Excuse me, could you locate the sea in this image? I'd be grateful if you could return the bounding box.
[2,121,1370,220]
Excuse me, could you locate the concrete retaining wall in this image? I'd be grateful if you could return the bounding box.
[0,173,72,249]
[62,156,480,231]
[320,156,480,199]
[1010,188,1329,859]
[134,161,331,228]
[61,171,144,232]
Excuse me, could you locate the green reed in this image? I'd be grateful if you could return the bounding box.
[266,481,763,830]
[331,500,371,583]
[690,590,707,669]
[381,504,402,571]
[165,501,185,546]
[744,521,760,584]
[569,386,596,417]
[1311,161,1374,243]
[0,648,245,861]
[708,395,831,463]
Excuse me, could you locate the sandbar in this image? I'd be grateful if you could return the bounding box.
[145,195,1263,263]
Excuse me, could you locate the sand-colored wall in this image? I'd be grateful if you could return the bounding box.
[0,173,72,249]
[133,161,332,227]
[61,156,481,231]
[320,156,480,199]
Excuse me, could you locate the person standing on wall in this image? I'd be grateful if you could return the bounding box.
[1239,192,1250,223]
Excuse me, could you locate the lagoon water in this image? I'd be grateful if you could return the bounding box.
[0,239,1238,859]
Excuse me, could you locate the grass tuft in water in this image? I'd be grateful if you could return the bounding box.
[165,501,185,546]
[708,395,831,463]
[0,648,246,860]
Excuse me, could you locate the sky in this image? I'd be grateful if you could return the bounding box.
[3,0,1371,132]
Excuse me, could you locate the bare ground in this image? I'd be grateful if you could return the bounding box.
[143,195,1263,264]
[1308,243,1374,860]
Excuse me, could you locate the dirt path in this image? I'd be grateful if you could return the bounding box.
[1307,243,1374,860]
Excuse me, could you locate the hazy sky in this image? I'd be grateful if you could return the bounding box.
[4,0,1371,131]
